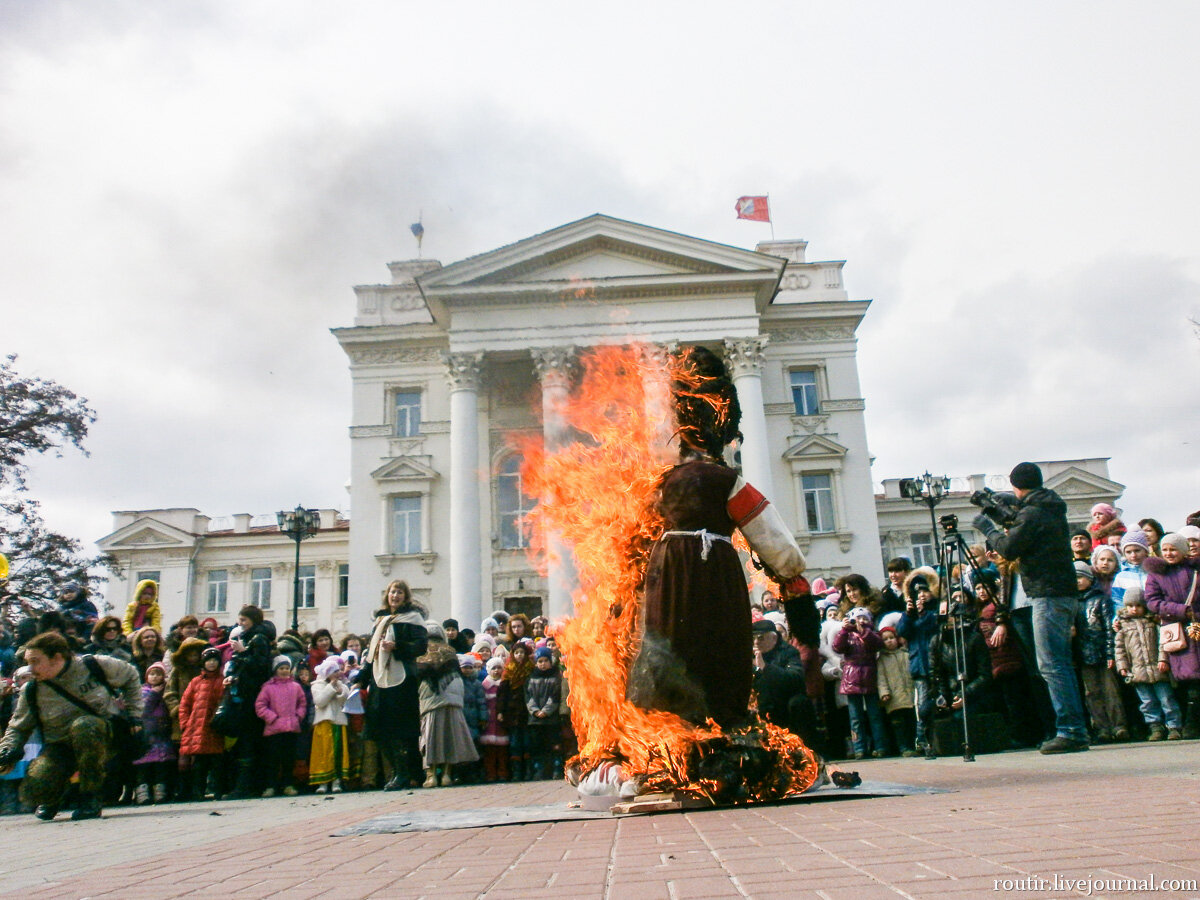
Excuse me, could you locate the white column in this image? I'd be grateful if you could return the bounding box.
[724,336,774,496]
[445,352,484,628]
[641,342,678,465]
[532,346,578,622]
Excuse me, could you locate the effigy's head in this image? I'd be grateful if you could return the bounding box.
[670,346,741,460]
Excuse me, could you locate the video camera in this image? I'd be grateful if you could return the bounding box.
[968,487,1020,528]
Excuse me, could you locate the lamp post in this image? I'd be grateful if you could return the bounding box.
[899,472,952,570]
[277,505,321,632]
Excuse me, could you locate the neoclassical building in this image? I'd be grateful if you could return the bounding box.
[332,215,883,629]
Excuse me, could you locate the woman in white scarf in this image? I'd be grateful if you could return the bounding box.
[362,580,428,790]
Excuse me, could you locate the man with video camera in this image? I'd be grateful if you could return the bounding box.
[972,462,1089,754]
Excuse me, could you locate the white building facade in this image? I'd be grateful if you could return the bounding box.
[333,215,884,629]
[97,509,352,634]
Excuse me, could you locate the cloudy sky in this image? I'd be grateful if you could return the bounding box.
[4,2,1199,567]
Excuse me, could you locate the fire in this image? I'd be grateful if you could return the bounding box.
[518,344,819,803]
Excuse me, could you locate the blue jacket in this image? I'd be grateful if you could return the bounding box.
[1075,584,1114,667]
[897,608,938,678]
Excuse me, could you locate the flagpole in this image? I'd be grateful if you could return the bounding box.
[767,193,774,241]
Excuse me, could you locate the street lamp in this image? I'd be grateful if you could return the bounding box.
[898,472,952,568]
[277,505,321,632]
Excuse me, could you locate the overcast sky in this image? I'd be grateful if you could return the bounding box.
[4,2,1199,571]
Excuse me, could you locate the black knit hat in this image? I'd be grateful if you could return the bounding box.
[1009,462,1043,490]
[906,574,930,601]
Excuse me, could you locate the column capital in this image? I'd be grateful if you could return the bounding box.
[723,336,769,377]
[443,351,484,392]
[531,346,576,390]
[638,341,678,370]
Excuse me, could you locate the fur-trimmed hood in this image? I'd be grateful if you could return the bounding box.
[904,566,941,601]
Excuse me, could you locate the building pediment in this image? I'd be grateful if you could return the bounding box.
[416,214,786,324]
[97,518,198,552]
[370,456,439,483]
[782,434,850,463]
[1043,466,1125,499]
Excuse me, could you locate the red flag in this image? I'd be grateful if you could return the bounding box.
[735,195,770,222]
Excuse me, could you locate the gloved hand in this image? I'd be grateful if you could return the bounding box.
[972,514,996,536]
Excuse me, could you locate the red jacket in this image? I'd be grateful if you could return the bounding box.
[179,670,226,756]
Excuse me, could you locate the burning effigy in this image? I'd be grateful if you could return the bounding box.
[518,344,821,806]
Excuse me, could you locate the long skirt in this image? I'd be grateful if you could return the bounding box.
[309,721,355,785]
[420,707,480,767]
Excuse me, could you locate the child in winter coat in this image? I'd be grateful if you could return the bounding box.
[479,657,509,781]
[1115,586,1183,740]
[309,657,352,793]
[898,568,940,751]
[0,667,38,815]
[497,641,534,779]
[875,627,916,756]
[416,624,480,787]
[132,662,177,804]
[1088,503,1126,549]
[832,607,888,758]
[178,647,226,801]
[1075,562,1127,741]
[525,647,563,779]
[254,656,308,797]
[123,579,163,635]
[458,654,487,784]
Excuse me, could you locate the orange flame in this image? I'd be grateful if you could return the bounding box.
[518,344,818,801]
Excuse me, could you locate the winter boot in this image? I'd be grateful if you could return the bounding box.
[135,784,151,806]
[508,756,523,782]
[153,783,168,804]
[1148,724,1168,741]
[1168,727,1183,740]
[423,769,438,789]
[70,793,103,821]
[223,760,255,800]
[442,764,454,786]
[1183,695,1200,740]
[34,804,59,821]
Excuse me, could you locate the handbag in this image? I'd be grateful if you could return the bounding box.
[1160,621,1188,654]
[209,693,243,737]
[1159,572,1197,654]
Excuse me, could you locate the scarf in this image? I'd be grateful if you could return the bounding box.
[366,607,425,689]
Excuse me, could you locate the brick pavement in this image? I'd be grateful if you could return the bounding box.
[2,742,1198,900]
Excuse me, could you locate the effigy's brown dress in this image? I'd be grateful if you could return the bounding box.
[632,459,753,728]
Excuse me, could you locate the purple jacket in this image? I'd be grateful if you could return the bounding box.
[832,625,882,695]
[1144,557,1200,682]
[254,676,308,736]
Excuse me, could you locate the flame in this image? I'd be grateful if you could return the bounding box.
[518,344,819,803]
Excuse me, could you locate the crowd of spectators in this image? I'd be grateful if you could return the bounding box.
[2,464,1199,818]
[0,580,569,818]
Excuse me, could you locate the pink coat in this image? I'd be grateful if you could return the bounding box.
[254,675,307,736]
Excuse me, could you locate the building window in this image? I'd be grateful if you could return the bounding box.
[298,565,316,609]
[136,570,161,585]
[497,455,536,549]
[250,567,272,609]
[338,564,349,608]
[910,532,936,568]
[206,570,228,613]
[801,474,835,533]
[789,370,820,416]
[391,495,422,555]
[394,390,421,437]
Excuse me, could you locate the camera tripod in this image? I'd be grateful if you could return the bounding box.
[933,515,989,763]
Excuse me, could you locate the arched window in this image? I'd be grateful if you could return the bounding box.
[497,455,536,549]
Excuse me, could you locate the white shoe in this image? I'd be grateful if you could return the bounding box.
[331,779,342,793]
